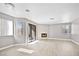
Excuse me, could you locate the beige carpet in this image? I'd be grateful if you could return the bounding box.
[0,39,79,56]
[17,48,34,54]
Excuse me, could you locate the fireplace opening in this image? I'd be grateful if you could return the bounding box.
[41,33,47,37]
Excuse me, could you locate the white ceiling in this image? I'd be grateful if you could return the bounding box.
[1,3,79,24]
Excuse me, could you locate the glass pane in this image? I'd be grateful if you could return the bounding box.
[7,20,13,35]
[0,18,13,36]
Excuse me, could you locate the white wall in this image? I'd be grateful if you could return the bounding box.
[37,23,71,40]
[71,19,79,43]
[48,25,62,38]
[49,24,71,39]
[0,36,15,48]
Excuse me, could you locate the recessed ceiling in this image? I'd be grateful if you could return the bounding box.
[2,3,79,24]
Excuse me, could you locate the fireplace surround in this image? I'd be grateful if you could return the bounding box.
[41,33,47,37]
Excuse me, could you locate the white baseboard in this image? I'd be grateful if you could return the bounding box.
[0,44,15,51]
[48,38,71,41]
[40,38,71,41]
[71,40,79,45]
[0,43,27,51]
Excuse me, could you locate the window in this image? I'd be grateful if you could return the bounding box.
[0,18,13,36]
[62,24,71,34]
[7,20,13,35]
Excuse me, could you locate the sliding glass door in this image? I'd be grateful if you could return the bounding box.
[28,23,36,43]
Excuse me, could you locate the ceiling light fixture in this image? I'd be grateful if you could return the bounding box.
[50,18,54,20]
[25,9,30,12]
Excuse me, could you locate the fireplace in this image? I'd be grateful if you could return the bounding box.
[41,33,47,37]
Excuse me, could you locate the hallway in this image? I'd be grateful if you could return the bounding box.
[0,39,79,56]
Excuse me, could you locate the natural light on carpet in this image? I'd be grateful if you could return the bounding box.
[17,48,34,54]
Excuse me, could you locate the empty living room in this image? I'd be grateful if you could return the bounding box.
[0,1,79,59]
